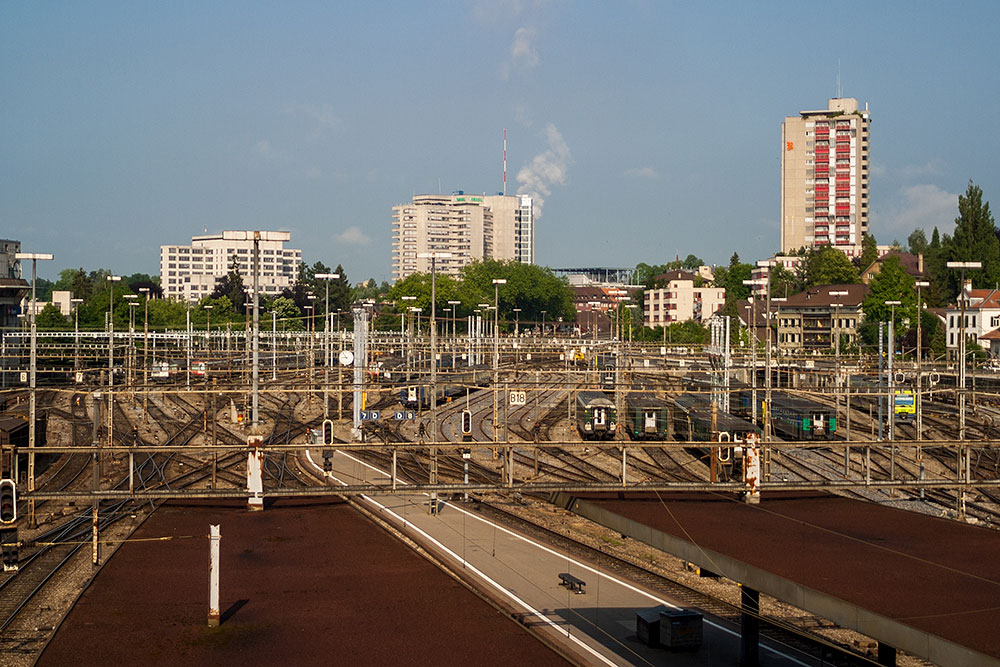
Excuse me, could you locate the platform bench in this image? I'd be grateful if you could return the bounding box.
[558,572,586,594]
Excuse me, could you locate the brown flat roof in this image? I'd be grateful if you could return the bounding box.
[41,499,570,667]
[562,491,1000,662]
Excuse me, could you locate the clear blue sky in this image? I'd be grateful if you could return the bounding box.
[3,1,999,283]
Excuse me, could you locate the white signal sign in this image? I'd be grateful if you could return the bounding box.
[509,390,527,406]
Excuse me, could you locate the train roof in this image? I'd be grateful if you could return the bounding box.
[576,390,615,406]
[625,392,669,408]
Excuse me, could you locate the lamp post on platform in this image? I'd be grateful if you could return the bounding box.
[829,290,849,447]
[14,251,53,524]
[448,300,461,340]
[884,300,901,443]
[71,297,84,376]
[946,261,981,516]
[315,273,341,420]
[137,288,149,408]
[417,252,453,514]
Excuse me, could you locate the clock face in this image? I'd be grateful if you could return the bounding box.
[339,350,355,366]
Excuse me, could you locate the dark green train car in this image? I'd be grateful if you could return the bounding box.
[625,392,670,440]
[576,391,617,440]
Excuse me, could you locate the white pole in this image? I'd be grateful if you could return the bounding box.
[208,524,221,627]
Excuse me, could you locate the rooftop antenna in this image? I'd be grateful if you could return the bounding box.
[837,59,842,98]
[503,128,507,196]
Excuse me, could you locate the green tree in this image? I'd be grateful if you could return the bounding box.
[862,256,915,326]
[211,256,247,313]
[858,234,878,270]
[460,259,575,324]
[768,264,800,299]
[633,262,663,288]
[907,229,928,256]
[35,303,70,330]
[803,246,859,287]
[268,296,303,330]
[330,265,351,314]
[941,180,998,298]
[681,254,704,270]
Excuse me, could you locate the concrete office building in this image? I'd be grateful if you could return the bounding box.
[391,192,533,282]
[0,240,29,329]
[781,98,871,257]
[160,231,301,302]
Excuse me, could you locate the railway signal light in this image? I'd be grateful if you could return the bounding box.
[461,410,473,437]
[322,450,333,474]
[322,419,334,446]
[0,528,17,572]
[0,479,15,525]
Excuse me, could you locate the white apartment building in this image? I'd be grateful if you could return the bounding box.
[643,270,726,327]
[160,231,301,302]
[483,194,534,265]
[781,98,871,257]
[391,192,533,282]
[945,285,1000,358]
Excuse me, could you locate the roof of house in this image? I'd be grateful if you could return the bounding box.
[862,251,924,281]
[964,288,1000,309]
[734,299,778,327]
[651,269,697,284]
[778,283,868,308]
[979,327,1000,341]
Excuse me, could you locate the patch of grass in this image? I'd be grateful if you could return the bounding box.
[598,535,624,548]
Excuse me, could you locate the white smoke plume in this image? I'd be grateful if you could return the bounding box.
[516,123,571,218]
[510,27,539,68]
